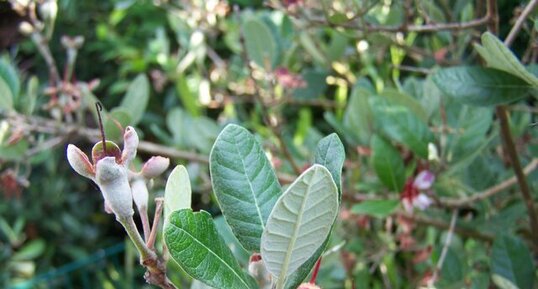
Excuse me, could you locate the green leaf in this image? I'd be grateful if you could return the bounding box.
[0,58,20,100]
[12,239,46,261]
[104,108,132,141]
[475,32,538,87]
[283,133,346,289]
[492,274,519,289]
[0,77,14,111]
[243,18,277,69]
[433,66,531,106]
[210,124,282,252]
[176,74,200,117]
[490,234,534,289]
[369,97,433,158]
[351,200,399,218]
[314,133,345,198]
[380,89,428,123]
[261,165,338,287]
[119,74,150,124]
[164,209,257,289]
[20,76,38,115]
[164,165,192,221]
[371,135,405,192]
[343,87,373,145]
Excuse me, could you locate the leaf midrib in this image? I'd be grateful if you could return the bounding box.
[231,134,266,230]
[169,222,250,289]
[279,167,318,281]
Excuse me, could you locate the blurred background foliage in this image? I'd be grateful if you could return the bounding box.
[0,0,537,288]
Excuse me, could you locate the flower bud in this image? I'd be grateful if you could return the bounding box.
[248,253,271,289]
[67,144,95,180]
[39,0,58,22]
[121,126,139,167]
[19,22,34,36]
[131,178,149,211]
[140,156,170,178]
[96,157,134,219]
[297,283,321,289]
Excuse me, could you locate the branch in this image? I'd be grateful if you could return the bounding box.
[428,210,458,286]
[487,0,538,252]
[439,159,538,208]
[504,0,538,47]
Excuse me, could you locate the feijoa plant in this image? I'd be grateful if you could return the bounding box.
[67,122,344,289]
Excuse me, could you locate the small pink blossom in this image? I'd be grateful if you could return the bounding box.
[401,170,435,213]
[274,67,306,89]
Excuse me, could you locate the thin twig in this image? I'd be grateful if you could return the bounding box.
[428,210,458,286]
[504,0,538,47]
[440,159,538,208]
[147,198,164,250]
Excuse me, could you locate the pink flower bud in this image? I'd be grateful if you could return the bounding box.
[121,126,139,167]
[413,170,435,190]
[95,157,134,219]
[131,178,149,210]
[297,283,321,289]
[67,144,95,180]
[248,253,271,289]
[140,156,170,178]
[413,194,432,210]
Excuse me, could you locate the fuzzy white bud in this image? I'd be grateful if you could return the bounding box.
[131,178,149,211]
[96,157,134,219]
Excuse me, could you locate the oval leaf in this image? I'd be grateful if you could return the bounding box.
[120,74,150,124]
[210,124,282,252]
[164,165,192,221]
[243,18,277,69]
[433,66,531,106]
[0,78,13,111]
[314,133,345,198]
[351,200,399,218]
[261,165,338,286]
[491,234,534,289]
[475,32,538,87]
[164,209,257,289]
[371,135,405,192]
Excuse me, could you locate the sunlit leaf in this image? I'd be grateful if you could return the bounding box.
[165,209,257,289]
[261,165,338,287]
[164,165,192,221]
[210,124,282,252]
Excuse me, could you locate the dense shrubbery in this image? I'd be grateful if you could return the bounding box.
[1,0,537,288]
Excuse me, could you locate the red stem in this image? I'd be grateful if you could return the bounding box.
[309,257,322,284]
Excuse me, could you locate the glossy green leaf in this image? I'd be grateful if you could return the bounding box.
[491,234,534,289]
[0,77,13,111]
[164,209,257,289]
[475,32,538,87]
[164,165,192,221]
[210,124,282,252]
[120,74,150,124]
[433,66,531,106]
[369,97,433,158]
[314,133,345,197]
[243,18,277,69]
[261,165,338,288]
[351,200,399,218]
[371,135,405,192]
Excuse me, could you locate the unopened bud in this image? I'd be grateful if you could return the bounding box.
[19,22,34,36]
[248,253,271,289]
[96,157,134,219]
[297,283,321,289]
[131,178,149,211]
[61,35,85,50]
[67,144,95,180]
[39,0,58,21]
[121,126,139,167]
[140,156,170,178]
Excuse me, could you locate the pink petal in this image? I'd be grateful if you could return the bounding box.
[413,170,435,190]
[121,126,139,167]
[67,144,95,179]
[141,156,170,178]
